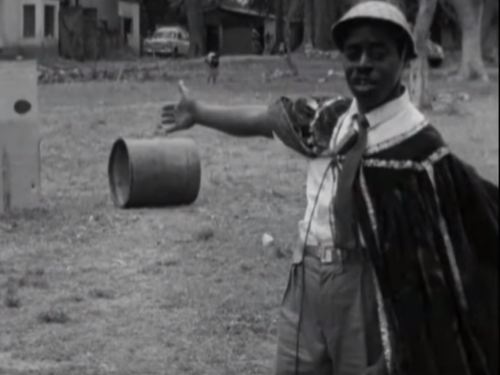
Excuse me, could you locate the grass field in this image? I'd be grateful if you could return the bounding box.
[0,56,498,375]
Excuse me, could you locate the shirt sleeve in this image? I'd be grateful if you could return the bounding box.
[267,95,353,158]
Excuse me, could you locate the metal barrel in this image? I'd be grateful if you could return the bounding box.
[108,137,201,208]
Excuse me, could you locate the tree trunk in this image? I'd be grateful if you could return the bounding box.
[285,0,303,52]
[410,0,438,109]
[481,0,498,61]
[186,0,206,57]
[273,0,285,53]
[314,0,335,50]
[281,0,299,75]
[448,0,489,81]
[302,0,314,49]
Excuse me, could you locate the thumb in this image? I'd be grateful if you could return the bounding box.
[156,123,179,135]
[178,80,188,98]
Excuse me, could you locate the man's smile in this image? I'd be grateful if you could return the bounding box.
[350,76,378,94]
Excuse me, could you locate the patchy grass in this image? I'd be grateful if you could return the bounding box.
[3,277,22,309]
[18,267,50,290]
[37,306,71,325]
[0,55,498,374]
[88,288,116,300]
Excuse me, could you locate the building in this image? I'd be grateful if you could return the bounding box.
[64,0,120,30]
[0,0,61,56]
[118,0,141,55]
[203,1,303,55]
[62,0,140,56]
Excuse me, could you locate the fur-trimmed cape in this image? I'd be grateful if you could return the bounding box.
[269,96,499,375]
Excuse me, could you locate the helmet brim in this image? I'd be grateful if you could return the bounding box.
[331,17,418,60]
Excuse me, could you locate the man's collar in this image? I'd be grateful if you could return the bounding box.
[350,87,412,127]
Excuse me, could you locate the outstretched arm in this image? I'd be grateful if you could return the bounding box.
[159,81,273,138]
[192,102,273,138]
[160,81,352,157]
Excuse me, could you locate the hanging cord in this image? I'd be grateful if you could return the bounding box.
[293,156,338,375]
[293,121,359,375]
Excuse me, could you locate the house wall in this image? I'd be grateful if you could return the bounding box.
[69,0,119,30]
[204,9,265,55]
[0,0,60,54]
[222,26,253,55]
[264,19,274,41]
[118,1,140,54]
[0,0,5,48]
[205,9,262,28]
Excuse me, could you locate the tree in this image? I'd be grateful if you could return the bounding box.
[185,0,206,56]
[303,0,314,49]
[444,0,489,81]
[285,0,303,51]
[481,0,498,62]
[247,0,282,53]
[273,0,285,52]
[313,0,336,50]
[410,0,438,109]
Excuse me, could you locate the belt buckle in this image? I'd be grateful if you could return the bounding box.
[320,245,335,264]
[320,246,345,265]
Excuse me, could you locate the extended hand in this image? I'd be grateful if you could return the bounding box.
[157,80,197,135]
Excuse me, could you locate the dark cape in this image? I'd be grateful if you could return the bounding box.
[269,96,499,375]
[354,126,498,375]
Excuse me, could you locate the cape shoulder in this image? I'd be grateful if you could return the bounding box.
[363,124,447,164]
[268,95,353,157]
[361,124,498,199]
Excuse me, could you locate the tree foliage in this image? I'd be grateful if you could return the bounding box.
[445,0,489,81]
[410,0,438,108]
[139,0,494,75]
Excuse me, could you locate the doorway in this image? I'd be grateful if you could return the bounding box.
[206,25,220,53]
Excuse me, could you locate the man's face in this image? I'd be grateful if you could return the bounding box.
[341,22,404,112]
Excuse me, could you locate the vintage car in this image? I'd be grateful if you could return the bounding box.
[143,26,190,57]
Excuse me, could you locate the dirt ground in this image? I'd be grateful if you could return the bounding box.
[0,56,498,375]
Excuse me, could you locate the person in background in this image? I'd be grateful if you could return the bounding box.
[205,51,219,85]
[252,28,264,55]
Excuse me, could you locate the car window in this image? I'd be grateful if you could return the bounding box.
[153,31,167,39]
[153,30,177,39]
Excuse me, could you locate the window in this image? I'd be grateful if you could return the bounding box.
[44,5,56,38]
[23,4,36,38]
[123,17,132,35]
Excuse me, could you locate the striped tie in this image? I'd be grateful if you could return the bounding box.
[333,114,369,250]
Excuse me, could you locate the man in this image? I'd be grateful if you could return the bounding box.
[160,2,498,374]
[205,51,219,85]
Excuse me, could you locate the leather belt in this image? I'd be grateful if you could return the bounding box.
[304,244,364,265]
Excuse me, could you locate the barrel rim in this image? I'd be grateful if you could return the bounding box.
[108,137,202,208]
[108,138,133,208]
[183,141,201,204]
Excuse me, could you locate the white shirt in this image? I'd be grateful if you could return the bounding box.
[298,89,428,246]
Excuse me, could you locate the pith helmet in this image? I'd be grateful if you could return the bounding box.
[331,1,418,60]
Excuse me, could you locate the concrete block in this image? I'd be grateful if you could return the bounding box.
[0,60,41,214]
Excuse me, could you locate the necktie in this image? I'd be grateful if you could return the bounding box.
[333,114,369,250]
